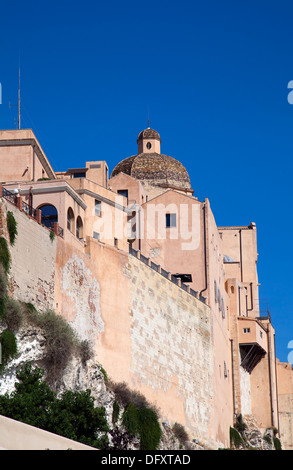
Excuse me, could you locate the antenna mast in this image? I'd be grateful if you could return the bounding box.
[9,66,21,129]
[18,67,21,130]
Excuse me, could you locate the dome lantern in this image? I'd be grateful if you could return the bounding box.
[137,128,161,154]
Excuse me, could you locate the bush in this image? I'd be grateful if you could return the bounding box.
[0,363,109,448]
[0,264,8,300]
[230,426,243,449]
[274,437,282,450]
[137,407,162,450]
[0,237,10,273]
[27,308,79,385]
[110,381,158,414]
[7,211,18,246]
[0,329,17,370]
[122,403,162,450]
[4,298,24,331]
[172,422,189,444]
[112,400,120,425]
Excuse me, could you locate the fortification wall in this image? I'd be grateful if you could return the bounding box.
[0,198,220,448]
[54,237,216,446]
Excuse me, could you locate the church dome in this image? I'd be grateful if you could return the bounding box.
[111,128,191,191]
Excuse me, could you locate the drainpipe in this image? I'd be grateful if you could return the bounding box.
[230,339,236,416]
[200,201,207,297]
[239,229,243,283]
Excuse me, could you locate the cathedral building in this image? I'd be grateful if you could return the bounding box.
[0,125,291,448]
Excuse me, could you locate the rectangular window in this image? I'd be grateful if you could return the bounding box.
[93,231,100,240]
[73,172,86,178]
[166,213,176,228]
[114,238,118,247]
[95,200,101,216]
[118,189,128,200]
[243,328,250,333]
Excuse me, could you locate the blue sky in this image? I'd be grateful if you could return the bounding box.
[0,0,293,362]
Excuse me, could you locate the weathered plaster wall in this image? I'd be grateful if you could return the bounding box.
[54,236,216,446]
[4,202,56,312]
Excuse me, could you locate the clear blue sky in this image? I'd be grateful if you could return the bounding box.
[0,0,292,362]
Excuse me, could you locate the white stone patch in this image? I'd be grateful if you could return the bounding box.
[61,254,104,341]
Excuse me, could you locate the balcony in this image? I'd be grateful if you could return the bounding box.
[238,317,267,373]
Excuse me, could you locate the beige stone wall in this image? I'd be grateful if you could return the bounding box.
[126,254,214,446]
[2,201,56,311]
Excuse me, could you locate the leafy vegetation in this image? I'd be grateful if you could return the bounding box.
[0,237,10,273]
[0,329,17,370]
[172,422,189,445]
[122,402,162,450]
[230,426,243,449]
[7,211,18,246]
[0,363,109,448]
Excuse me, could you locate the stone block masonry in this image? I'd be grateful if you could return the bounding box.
[126,255,213,445]
[7,203,56,312]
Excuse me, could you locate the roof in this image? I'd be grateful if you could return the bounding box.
[111,152,191,190]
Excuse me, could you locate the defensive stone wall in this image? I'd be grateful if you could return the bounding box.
[0,197,217,447]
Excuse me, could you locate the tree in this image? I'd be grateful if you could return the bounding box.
[0,363,109,448]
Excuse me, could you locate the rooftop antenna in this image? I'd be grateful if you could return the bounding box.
[147,106,151,129]
[9,65,21,129]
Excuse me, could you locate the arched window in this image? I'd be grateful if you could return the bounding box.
[38,204,58,229]
[67,207,75,233]
[76,216,83,240]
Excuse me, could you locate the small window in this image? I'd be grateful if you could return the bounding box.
[114,238,118,247]
[67,207,74,232]
[118,189,128,199]
[243,328,250,333]
[166,213,176,228]
[73,172,86,178]
[95,200,101,217]
[93,231,100,240]
[260,331,263,338]
[146,142,152,150]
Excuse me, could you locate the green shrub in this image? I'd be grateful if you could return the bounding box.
[112,400,120,425]
[7,211,18,246]
[49,231,56,242]
[27,308,78,385]
[0,329,17,369]
[122,403,162,450]
[4,298,24,331]
[0,265,8,321]
[0,363,109,448]
[230,426,243,449]
[137,407,162,450]
[122,402,140,436]
[0,264,8,300]
[0,237,10,273]
[274,437,282,450]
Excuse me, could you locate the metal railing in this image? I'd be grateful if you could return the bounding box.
[2,187,18,206]
[128,246,206,304]
[22,200,37,220]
